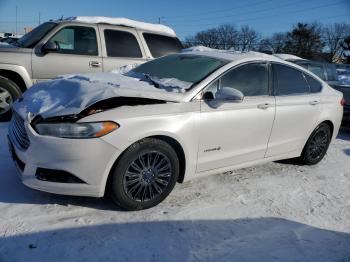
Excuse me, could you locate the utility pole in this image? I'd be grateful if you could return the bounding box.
[39,12,41,25]
[15,5,18,36]
[158,17,165,24]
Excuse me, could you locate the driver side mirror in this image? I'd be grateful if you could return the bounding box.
[215,87,244,102]
[203,87,244,108]
[42,41,59,53]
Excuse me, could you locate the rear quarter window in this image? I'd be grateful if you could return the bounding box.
[305,74,322,93]
[104,30,142,58]
[143,33,183,58]
[273,64,310,95]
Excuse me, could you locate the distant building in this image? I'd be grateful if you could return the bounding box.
[24,27,33,34]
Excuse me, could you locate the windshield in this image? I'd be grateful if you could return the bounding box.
[130,54,229,90]
[17,22,57,48]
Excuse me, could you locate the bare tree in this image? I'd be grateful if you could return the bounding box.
[322,23,350,63]
[184,28,219,49]
[259,33,287,53]
[238,25,261,51]
[216,24,239,50]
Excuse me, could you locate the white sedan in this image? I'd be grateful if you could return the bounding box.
[8,48,344,210]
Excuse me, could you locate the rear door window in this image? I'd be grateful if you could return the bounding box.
[143,33,183,58]
[273,64,310,95]
[104,30,142,58]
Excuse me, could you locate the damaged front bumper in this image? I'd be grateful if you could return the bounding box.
[7,115,122,197]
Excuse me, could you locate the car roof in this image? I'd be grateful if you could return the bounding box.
[57,16,176,37]
[181,46,285,63]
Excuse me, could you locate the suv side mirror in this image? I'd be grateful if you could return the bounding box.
[215,87,244,102]
[42,41,59,53]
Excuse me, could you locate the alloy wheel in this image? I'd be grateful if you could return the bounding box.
[123,151,172,202]
[0,87,13,115]
[307,129,329,161]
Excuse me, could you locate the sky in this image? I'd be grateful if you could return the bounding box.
[0,0,349,40]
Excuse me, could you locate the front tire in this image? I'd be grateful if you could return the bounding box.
[0,76,22,122]
[299,123,331,165]
[110,138,179,210]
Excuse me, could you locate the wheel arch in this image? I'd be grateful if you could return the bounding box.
[320,120,334,138]
[104,134,187,196]
[0,66,32,92]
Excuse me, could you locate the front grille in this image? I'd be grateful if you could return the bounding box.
[9,111,30,150]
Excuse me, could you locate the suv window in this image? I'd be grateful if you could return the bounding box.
[219,63,269,96]
[273,64,310,95]
[104,30,142,58]
[307,63,326,80]
[324,63,338,81]
[50,26,98,56]
[143,33,183,58]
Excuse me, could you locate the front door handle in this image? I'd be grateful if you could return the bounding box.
[89,61,101,68]
[309,100,320,106]
[257,103,272,110]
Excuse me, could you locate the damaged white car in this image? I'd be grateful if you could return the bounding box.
[8,48,344,210]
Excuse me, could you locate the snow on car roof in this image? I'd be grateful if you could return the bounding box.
[273,53,306,61]
[182,46,280,62]
[64,16,176,37]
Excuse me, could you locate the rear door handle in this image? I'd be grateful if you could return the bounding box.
[89,61,101,68]
[309,100,320,106]
[257,103,272,110]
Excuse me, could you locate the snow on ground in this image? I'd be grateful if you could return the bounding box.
[0,122,350,261]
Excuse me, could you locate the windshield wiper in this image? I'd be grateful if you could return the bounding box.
[143,74,160,88]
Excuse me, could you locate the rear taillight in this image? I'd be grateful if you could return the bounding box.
[340,98,346,107]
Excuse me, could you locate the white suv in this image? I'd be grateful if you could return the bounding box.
[0,16,182,120]
[8,48,344,210]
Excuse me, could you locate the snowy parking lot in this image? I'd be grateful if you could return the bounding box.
[0,122,350,261]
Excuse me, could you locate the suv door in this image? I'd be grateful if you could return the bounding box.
[32,25,102,81]
[98,25,147,72]
[197,62,276,172]
[266,63,323,157]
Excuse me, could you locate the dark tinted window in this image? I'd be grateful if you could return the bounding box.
[143,33,183,58]
[219,63,269,96]
[273,64,310,95]
[50,26,97,55]
[325,63,338,81]
[305,74,322,93]
[104,30,142,58]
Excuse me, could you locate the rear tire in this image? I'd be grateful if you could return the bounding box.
[299,123,331,165]
[110,138,179,211]
[0,76,22,122]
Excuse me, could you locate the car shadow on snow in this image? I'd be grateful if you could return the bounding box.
[0,123,122,211]
[0,218,349,262]
[0,153,120,211]
[338,128,350,141]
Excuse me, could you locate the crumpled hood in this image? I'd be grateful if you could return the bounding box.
[13,72,185,120]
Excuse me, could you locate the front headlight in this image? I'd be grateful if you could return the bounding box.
[35,121,119,138]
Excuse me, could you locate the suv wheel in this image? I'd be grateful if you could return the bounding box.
[299,123,331,165]
[110,138,179,210]
[0,77,22,122]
